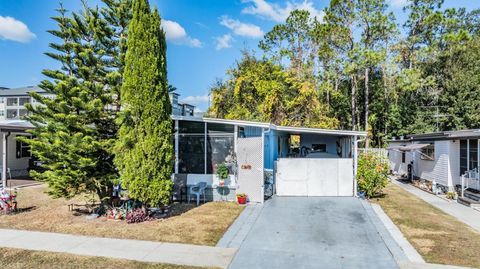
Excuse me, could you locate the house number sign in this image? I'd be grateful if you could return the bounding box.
[241,164,252,170]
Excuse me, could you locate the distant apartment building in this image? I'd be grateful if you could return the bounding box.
[169,92,196,117]
[0,86,196,121]
[0,86,53,120]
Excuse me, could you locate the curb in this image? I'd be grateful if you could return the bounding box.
[370,203,425,263]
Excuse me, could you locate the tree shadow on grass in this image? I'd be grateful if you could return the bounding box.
[71,203,101,216]
[167,202,196,217]
[1,206,37,215]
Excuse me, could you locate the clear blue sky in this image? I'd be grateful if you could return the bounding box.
[1,0,479,111]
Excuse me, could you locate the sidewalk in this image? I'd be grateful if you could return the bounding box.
[392,180,480,233]
[0,229,237,268]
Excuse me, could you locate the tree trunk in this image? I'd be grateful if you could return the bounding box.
[381,65,388,139]
[364,67,370,148]
[326,84,330,106]
[351,74,357,130]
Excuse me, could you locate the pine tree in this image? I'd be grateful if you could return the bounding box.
[114,0,173,207]
[24,3,121,200]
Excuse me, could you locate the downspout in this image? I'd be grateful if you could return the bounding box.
[261,126,271,201]
[2,130,10,190]
[174,120,179,175]
[353,135,366,197]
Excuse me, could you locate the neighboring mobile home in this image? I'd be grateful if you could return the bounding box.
[388,130,480,193]
[0,120,35,188]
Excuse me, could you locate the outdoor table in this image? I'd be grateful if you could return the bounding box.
[212,184,229,201]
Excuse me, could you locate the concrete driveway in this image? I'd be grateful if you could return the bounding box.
[228,197,399,269]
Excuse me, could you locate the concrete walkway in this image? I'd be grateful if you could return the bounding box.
[392,180,480,233]
[0,229,236,268]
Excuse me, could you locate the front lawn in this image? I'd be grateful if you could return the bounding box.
[0,248,217,269]
[0,186,243,246]
[373,183,480,268]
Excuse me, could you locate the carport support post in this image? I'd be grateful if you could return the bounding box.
[174,120,179,174]
[353,135,358,197]
[2,130,6,189]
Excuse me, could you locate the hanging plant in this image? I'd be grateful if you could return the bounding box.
[217,163,229,186]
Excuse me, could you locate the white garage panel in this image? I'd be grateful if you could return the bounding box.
[276,158,354,197]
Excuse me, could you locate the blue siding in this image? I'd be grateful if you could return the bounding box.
[264,130,273,169]
[244,126,262,137]
[263,129,289,169]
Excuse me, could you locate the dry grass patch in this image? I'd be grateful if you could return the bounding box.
[0,248,216,269]
[373,183,480,268]
[0,186,243,246]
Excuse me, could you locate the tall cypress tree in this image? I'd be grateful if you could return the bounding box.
[114,0,173,207]
[25,3,123,200]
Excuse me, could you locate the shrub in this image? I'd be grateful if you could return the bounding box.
[446,191,457,200]
[357,153,389,198]
[216,163,229,181]
[126,209,151,224]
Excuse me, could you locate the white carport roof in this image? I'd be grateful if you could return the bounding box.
[172,115,367,137]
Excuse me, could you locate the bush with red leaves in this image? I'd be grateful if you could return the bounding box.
[125,208,151,224]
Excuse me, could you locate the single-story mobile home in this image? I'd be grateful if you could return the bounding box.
[0,120,34,188]
[388,130,480,194]
[0,117,367,203]
[172,116,366,203]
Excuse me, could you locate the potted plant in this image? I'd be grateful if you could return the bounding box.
[216,163,229,186]
[236,193,247,204]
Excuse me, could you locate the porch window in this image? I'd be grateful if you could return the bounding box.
[178,121,205,174]
[460,140,468,175]
[470,139,478,171]
[178,135,205,173]
[16,136,31,158]
[177,121,237,175]
[420,144,434,160]
[460,139,478,175]
[207,123,234,174]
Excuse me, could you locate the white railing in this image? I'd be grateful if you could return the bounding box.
[461,168,480,197]
[358,148,388,163]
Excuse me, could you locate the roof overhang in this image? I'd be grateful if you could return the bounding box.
[275,125,367,137]
[391,129,480,142]
[171,115,367,137]
[387,143,430,151]
[0,120,34,132]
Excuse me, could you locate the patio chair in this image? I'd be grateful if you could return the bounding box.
[188,182,207,206]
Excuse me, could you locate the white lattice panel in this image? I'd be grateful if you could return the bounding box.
[236,137,264,203]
